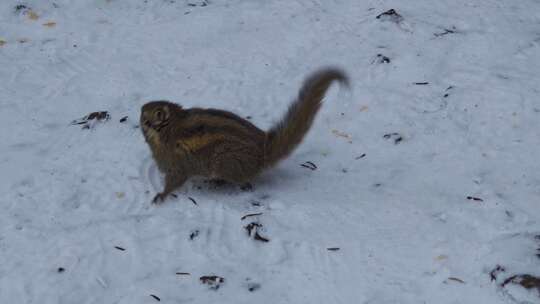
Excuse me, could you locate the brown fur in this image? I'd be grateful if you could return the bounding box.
[140,67,349,204]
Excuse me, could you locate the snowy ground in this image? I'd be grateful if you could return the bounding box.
[1,0,540,303]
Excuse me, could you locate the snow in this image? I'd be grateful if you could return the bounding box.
[1,0,540,303]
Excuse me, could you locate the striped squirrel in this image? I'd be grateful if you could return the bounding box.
[140,67,349,204]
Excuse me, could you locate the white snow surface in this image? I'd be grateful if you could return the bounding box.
[1,0,540,303]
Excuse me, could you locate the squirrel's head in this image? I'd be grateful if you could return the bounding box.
[140,100,182,137]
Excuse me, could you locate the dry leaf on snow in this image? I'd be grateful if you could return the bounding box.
[27,10,39,20]
[332,129,351,139]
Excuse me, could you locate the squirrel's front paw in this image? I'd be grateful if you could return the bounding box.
[240,183,253,191]
[152,192,178,204]
[152,193,166,204]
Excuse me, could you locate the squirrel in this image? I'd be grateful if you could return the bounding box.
[140,67,349,204]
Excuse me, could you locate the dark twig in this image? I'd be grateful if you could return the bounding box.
[447,277,465,284]
[301,161,317,170]
[467,196,484,202]
[241,213,263,221]
[376,9,403,23]
[355,153,366,160]
[434,28,456,37]
[254,232,269,242]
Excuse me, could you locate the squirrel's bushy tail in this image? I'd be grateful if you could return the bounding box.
[263,67,349,168]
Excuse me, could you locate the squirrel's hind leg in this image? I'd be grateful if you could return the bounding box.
[211,149,262,186]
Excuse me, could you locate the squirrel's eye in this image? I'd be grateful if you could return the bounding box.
[155,110,163,120]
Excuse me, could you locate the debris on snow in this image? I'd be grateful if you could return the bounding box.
[300,161,317,171]
[241,213,263,221]
[375,54,391,64]
[200,276,225,290]
[466,196,484,202]
[434,27,457,37]
[501,274,540,295]
[376,9,403,24]
[244,222,269,243]
[490,265,506,282]
[71,111,110,129]
[383,133,403,145]
[189,230,199,240]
